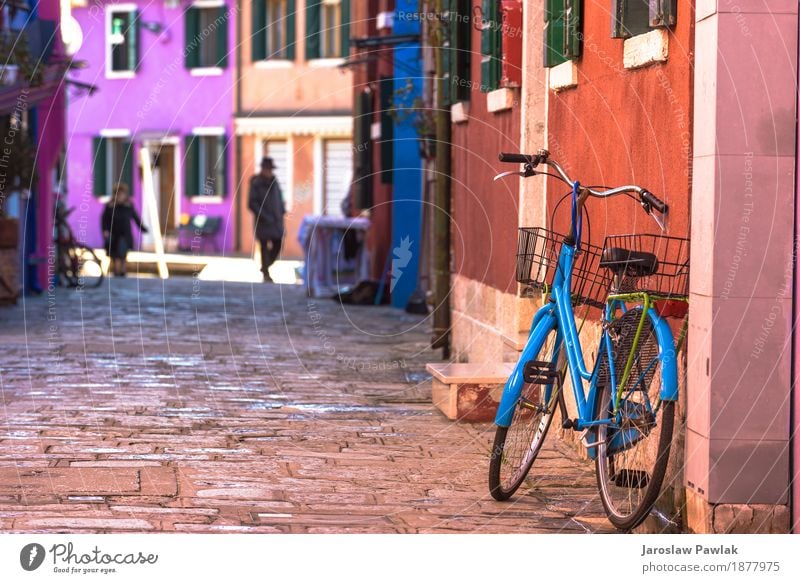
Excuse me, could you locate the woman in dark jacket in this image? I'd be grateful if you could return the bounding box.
[102,183,147,277]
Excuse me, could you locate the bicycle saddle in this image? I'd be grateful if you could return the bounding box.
[599,247,659,277]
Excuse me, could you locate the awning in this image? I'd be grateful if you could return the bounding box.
[235,115,352,138]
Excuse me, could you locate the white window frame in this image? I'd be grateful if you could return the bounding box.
[98,129,133,201]
[105,3,138,79]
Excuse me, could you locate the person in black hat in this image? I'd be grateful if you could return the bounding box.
[248,157,286,282]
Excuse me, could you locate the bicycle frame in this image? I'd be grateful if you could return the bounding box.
[494,238,680,458]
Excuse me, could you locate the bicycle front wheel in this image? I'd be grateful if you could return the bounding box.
[595,308,675,530]
[68,245,105,289]
[489,327,562,501]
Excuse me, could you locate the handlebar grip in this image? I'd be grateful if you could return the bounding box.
[499,152,536,165]
[641,190,667,214]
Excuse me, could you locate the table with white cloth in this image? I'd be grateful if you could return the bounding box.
[298,215,371,298]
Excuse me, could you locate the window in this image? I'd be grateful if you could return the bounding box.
[447,0,471,103]
[543,0,581,68]
[252,0,296,61]
[184,133,227,198]
[322,140,352,216]
[106,6,139,76]
[185,4,229,70]
[261,140,292,209]
[92,137,134,197]
[305,0,350,60]
[611,0,676,39]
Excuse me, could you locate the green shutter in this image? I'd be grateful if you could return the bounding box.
[92,137,108,197]
[184,8,200,69]
[121,140,134,192]
[379,76,393,184]
[340,0,350,58]
[305,0,321,60]
[216,6,228,68]
[353,90,373,209]
[286,0,296,60]
[184,135,199,197]
[216,135,227,197]
[650,0,676,27]
[252,0,267,61]
[128,10,140,71]
[449,0,471,103]
[564,0,582,59]
[480,0,500,92]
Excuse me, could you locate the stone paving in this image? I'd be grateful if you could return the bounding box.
[0,277,612,533]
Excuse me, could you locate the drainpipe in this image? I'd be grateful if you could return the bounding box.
[234,0,243,252]
[430,0,451,358]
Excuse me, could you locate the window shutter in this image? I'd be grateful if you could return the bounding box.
[379,76,394,184]
[543,0,565,67]
[128,10,140,71]
[480,0,501,92]
[500,0,522,87]
[121,140,134,192]
[611,0,649,39]
[339,0,350,58]
[252,0,267,61]
[92,137,107,197]
[649,0,676,27]
[286,0,296,60]
[216,135,227,197]
[564,0,581,59]
[450,0,471,103]
[353,90,373,210]
[305,0,321,60]
[184,136,199,197]
[216,7,229,68]
[184,8,200,69]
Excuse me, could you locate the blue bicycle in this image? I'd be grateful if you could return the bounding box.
[488,150,689,530]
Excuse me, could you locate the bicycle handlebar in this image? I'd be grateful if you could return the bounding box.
[498,150,668,226]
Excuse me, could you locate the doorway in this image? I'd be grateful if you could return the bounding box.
[141,140,179,250]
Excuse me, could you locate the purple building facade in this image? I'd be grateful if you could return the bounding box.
[66,0,236,253]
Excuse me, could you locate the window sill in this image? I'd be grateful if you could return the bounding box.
[189,196,225,204]
[486,88,515,114]
[548,60,578,92]
[451,102,469,124]
[189,67,224,77]
[308,58,345,68]
[623,29,669,70]
[254,59,294,69]
[106,70,136,80]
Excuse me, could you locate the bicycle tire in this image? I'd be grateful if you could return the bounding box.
[489,327,562,501]
[69,245,104,289]
[594,308,675,530]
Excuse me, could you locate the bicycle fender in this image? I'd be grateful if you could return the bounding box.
[494,304,557,427]
[648,308,679,401]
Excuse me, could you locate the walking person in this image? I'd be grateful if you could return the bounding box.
[248,157,286,283]
[101,183,147,277]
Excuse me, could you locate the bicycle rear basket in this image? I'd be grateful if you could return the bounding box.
[516,227,611,309]
[601,234,690,298]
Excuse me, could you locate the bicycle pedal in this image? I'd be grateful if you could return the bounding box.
[579,428,605,449]
[523,360,562,385]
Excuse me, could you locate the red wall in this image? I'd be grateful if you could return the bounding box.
[451,1,522,294]
[547,4,694,244]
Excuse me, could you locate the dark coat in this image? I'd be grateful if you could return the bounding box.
[101,202,146,258]
[248,174,285,241]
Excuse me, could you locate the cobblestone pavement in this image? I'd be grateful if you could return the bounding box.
[0,277,612,533]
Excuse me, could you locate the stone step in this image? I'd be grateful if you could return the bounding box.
[425,362,514,422]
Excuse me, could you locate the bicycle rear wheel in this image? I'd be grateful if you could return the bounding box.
[489,327,562,501]
[68,245,104,289]
[595,308,674,530]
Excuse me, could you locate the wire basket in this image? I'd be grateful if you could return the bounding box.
[601,234,690,298]
[516,227,612,309]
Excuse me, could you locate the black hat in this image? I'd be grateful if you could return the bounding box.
[261,157,276,169]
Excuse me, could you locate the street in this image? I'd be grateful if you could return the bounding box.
[0,277,611,533]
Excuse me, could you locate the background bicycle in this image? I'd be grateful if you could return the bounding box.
[54,200,104,289]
